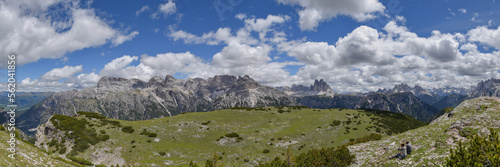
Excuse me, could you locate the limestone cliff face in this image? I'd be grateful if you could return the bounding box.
[19,75,296,132]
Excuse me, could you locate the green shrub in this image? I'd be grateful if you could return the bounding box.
[159,151,166,156]
[294,146,354,167]
[447,128,500,166]
[148,133,157,137]
[258,157,290,167]
[59,147,67,154]
[99,135,110,141]
[48,139,57,147]
[263,149,270,153]
[0,125,5,131]
[201,121,211,125]
[131,140,135,144]
[344,133,382,146]
[362,109,427,134]
[189,161,200,167]
[100,130,106,134]
[67,155,93,166]
[50,114,112,154]
[77,111,106,119]
[122,126,134,133]
[259,146,355,166]
[331,120,341,126]
[107,120,121,126]
[224,132,239,138]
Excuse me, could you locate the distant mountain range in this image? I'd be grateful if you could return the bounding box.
[14,75,500,134]
[17,75,295,133]
[277,79,335,97]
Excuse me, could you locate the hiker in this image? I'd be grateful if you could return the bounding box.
[389,143,407,160]
[477,105,481,111]
[406,141,412,155]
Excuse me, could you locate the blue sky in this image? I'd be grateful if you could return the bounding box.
[1,0,500,93]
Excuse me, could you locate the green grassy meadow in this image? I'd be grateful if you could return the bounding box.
[40,106,424,166]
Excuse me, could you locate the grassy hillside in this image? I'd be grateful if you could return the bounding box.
[38,106,425,166]
[349,97,500,166]
[0,125,75,166]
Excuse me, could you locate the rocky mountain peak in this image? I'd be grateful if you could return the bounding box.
[376,88,388,93]
[208,75,238,89]
[414,85,425,91]
[291,84,309,92]
[470,78,500,97]
[148,76,165,87]
[97,77,128,88]
[310,79,332,92]
[388,83,412,93]
[283,79,334,97]
[412,85,432,97]
[235,75,260,89]
[165,74,176,82]
[97,77,147,90]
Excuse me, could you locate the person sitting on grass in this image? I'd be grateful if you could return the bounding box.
[389,143,407,160]
[406,141,412,155]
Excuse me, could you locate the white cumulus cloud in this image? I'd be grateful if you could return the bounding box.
[0,0,138,68]
[40,65,83,81]
[277,0,385,31]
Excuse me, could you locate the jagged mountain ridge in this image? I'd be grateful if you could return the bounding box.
[469,78,500,98]
[18,75,296,133]
[280,79,335,97]
[21,76,495,134]
[431,86,471,96]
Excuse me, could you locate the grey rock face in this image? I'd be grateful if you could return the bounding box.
[19,75,296,133]
[284,79,335,97]
[386,83,412,94]
[469,78,500,98]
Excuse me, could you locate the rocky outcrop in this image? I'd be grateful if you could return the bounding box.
[18,75,296,133]
[349,97,500,166]
[469,78,500,98]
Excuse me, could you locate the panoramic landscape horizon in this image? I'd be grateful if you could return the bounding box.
[1,0,500,166]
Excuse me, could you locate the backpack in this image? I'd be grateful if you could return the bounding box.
[406,145,412,154]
